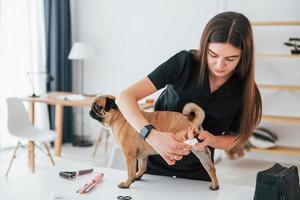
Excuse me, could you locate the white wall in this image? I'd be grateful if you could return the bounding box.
[71,0,221,138]
[72,0,221,95]
[71,0,300,149]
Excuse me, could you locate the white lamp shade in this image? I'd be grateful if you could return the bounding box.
[68,42,95,60]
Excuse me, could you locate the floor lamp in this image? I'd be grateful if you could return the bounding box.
[68,42,94,147]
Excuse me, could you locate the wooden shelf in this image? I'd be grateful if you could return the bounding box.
[256,53,300,58]
[251,21,300,26]
[258,84,300,91]
[250,146,300,156]
[251,20,300,157]
[262,114,300,124]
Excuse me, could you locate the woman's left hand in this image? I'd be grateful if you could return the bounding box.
[188,127,215,151]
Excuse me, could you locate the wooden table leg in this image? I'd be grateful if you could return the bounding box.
[27,102,35,167]
[28,101,35,124]
[54,105,64,157]
[28,140,35,173]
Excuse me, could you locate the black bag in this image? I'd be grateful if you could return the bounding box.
[254,163,300,200]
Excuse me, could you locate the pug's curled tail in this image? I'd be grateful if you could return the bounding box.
[182,103,205,126]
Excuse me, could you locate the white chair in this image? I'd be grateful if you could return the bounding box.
[5,97,57,176]
[107,143,126,170]
[92,127,111,158]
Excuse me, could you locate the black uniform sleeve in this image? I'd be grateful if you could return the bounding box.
[147,50,190,90]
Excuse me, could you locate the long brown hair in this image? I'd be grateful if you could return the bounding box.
[196,11,262,158]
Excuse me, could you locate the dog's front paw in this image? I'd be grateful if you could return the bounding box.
[209,184,219,191]
[117,182,130,189]
[135,175,143,181]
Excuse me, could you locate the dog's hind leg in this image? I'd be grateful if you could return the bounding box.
[192,147,219,190]
[117,151,137,189]
[135,157,148,180]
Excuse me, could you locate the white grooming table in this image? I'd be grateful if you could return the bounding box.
[0,163,254,200]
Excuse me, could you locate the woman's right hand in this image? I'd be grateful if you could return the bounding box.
[145,129,192,165]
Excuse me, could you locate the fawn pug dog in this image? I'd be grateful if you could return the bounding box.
[89,95,219,190]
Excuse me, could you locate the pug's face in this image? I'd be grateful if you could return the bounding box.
[89,95,118,126]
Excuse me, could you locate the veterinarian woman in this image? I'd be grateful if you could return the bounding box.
[116,11,262,181]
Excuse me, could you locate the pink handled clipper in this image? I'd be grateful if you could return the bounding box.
[76,168,94,176]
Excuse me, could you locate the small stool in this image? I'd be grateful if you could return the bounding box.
[92,128,110,158]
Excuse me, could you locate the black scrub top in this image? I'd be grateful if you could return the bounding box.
[146,50,244,181]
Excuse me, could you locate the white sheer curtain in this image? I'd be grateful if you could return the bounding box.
[0,0,49,149]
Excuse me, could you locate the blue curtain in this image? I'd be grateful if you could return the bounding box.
[44,0,73,143]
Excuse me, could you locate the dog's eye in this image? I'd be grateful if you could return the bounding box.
[94,103,102,110]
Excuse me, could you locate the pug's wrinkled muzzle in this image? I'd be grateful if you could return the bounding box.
[89,108,104,122]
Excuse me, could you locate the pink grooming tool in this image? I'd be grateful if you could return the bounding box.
[76,173,104,194]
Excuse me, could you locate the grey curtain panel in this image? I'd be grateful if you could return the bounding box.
[44,0,73,143]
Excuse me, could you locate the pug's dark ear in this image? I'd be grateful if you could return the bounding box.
[104,97,118,112]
